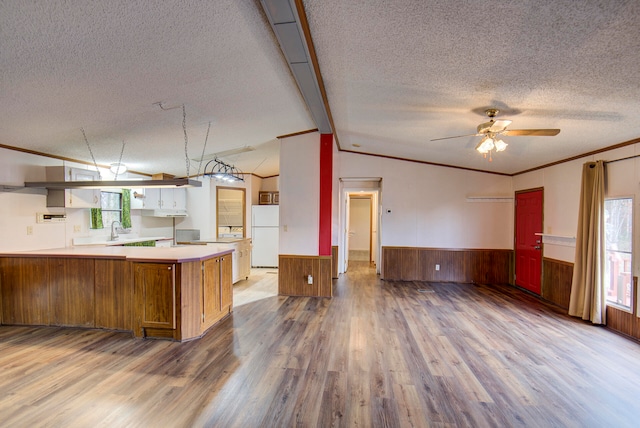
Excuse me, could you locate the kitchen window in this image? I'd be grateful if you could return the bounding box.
[101,191,123,227]
[604,197,633,309]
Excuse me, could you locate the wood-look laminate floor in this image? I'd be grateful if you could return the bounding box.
[1,262,640,427]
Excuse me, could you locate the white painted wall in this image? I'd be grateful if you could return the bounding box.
[260,176,279,192]
[279,132,320,256]
[183,179,213,238]
[513,142,640,272]
[337,151,514,250]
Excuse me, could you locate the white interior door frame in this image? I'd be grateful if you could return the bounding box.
[338,178,382,274]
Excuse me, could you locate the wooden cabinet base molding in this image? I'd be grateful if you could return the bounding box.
[279,255,332,297]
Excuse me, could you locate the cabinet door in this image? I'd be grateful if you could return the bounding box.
[68,168,100,208]
[95,259,131,330]
[259,192,272,205]
[159,188,173,209]
[49,258,95,327]
[172,188,187,210]
[130,189,145,209]
[202,258,221,324]
[231,244,240,284]
[143,188,162,209]
[134,263,176,329]
[67,189,100,208]
[220,255,233,311]
[0,257,50,325]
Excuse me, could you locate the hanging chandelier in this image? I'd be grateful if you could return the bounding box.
[203,158,244,182]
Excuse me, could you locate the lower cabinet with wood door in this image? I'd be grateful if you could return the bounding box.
[0,246,234,342]
[201,254,233,333]
[133,253,234,341]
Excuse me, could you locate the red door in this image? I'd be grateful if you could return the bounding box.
[515,190,543,294]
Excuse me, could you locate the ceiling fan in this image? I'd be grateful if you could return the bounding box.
[431,108,560,159]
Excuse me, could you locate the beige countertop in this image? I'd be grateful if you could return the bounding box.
[72,235,173,246]
[0,245,233,263]
[177,237,251,244]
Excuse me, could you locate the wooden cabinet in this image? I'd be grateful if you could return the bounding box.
[202,257,221,325]
[259,191,279,205]
[45,166,101,208]
[0,257,49,325]
[134,262,176,331]
[210,239,250,284]
[95,259,132,330]
[49,258,95,327]
[237,240,251,282]
[220,254,233,312]
[1,250,232,341]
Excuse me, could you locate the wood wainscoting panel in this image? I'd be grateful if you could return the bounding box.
[332,246,338,279]
[382,247,419,280]
[469,250,512,285]
[49,258,95,327]
[279,255,332,297]
[319,256,332,297]
[418,249,467,282]
[383,247,513,284]
[95,259,132,330]
[606,277,639,341]
[0,257,50,325]
[542,258,573,309]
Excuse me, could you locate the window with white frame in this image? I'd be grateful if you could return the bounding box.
[101,191,122,227]
[604,197,633,309]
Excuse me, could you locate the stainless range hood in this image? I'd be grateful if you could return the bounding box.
[24,178,202,189]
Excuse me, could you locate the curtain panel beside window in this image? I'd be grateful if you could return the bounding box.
[569,160,606,324]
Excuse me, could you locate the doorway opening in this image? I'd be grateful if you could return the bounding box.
[339,178,381,275]
[348,196,372,263]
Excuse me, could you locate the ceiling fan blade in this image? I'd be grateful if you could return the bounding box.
[503,129,560,136]
[430,133,480,141]
[489,119,512,132]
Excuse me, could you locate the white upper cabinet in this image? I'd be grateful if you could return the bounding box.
[133,188,187,211]
[45,166,100,208]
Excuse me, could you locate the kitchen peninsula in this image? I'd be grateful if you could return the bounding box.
[0,245,234,341]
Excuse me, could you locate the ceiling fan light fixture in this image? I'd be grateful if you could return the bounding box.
[476,136,494,154]
[494,139,508,152]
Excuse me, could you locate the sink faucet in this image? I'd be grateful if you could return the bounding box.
[110,220,121,241]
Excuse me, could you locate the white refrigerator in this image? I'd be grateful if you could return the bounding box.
[251,205,279,267]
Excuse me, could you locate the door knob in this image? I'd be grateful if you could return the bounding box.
[534,246,541,250]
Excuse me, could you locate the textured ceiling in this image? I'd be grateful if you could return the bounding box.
[303,0,640,174]
[0,0,311,178]
[1,1,640,179]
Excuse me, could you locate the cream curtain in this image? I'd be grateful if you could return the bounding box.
[568,160,606,324]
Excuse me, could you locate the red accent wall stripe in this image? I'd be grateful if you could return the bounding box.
[319,134,333,256]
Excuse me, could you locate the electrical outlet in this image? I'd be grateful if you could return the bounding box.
[307,275,313,285]
[283,225,288,232]
[435,264,440,271]
[26,226,33,235]
[74,225,81,233]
